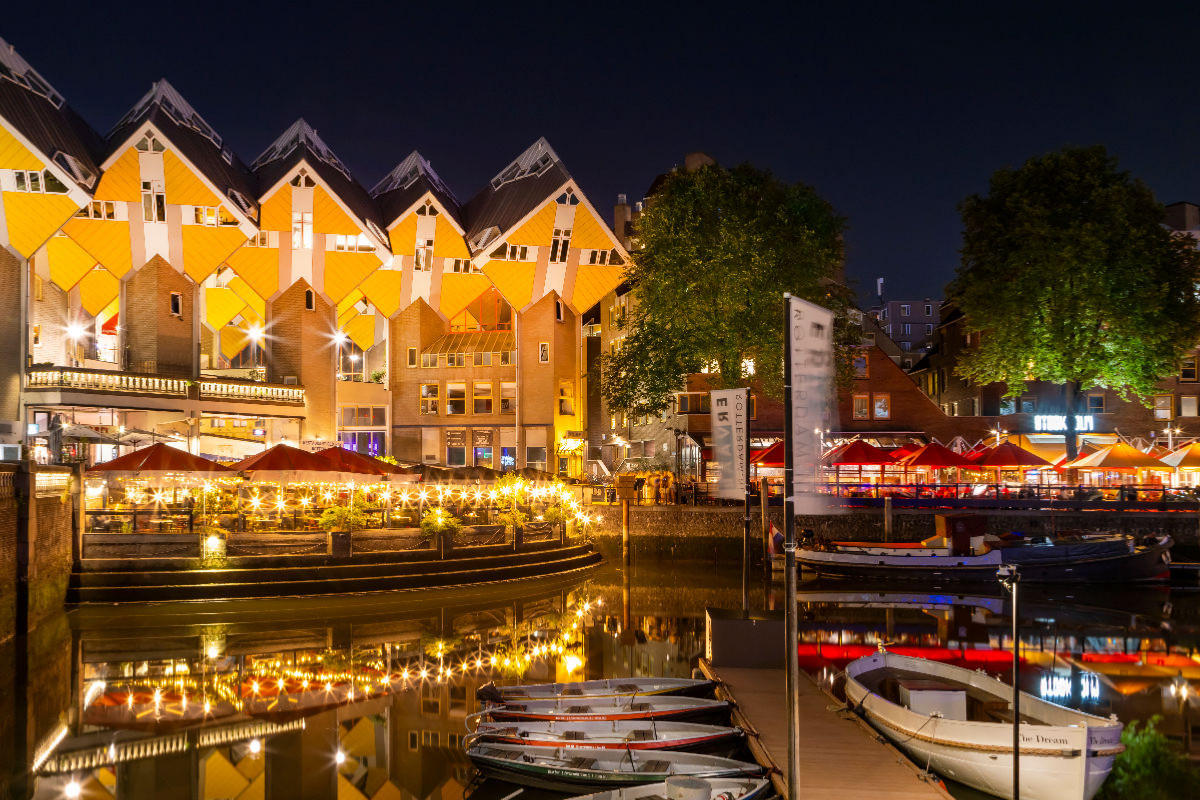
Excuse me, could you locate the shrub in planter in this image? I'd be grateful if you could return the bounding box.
[421,509,463,540]
[320,505,370,532]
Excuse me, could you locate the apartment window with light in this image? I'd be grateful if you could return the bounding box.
[420,384,439,415]
[450,258,474,273]
[1182,356,1198,382]
[291,212,313,249]
[472,351,492,366]
[415,239,433,270]
[142,181,165,222]
[473,382,492,414]
[11,169,68,194]
[872,393,891,419]
[421,353,438,368]
[32,324,41,346]
[538,342,549,363]
[338,341,365,380]
[76,200,116,220]
[446,382,466,414]
[446,353,466,368]
[900,304,910,316]
[246,231,269,247]
[1182,396,1199,417]
[549,229,571,263]
[853,394,869,419]
[1154,395,1173,420]
[558,381,575,416]
[33,275,43,301]
[333,233,375,252]
[500,382,516,414]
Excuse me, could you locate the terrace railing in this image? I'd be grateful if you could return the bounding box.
[198,378,304,405]
[27,367,188,396]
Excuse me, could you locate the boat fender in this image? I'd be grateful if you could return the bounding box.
[477,682,505,704]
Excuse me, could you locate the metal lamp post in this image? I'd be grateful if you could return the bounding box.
[998,564,1021,800]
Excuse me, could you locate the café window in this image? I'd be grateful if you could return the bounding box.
[338,431,384,457]
[473,382,492,414]
[1181,396,1199,417]
[1086,394,1106,414]
[872,393,891,420]
[446,382,466,414]
[420,384,439,415]
[1182,356,1198,382]
[1154,395,1173,420]
[852,353,868,379]
[852,394,869,420]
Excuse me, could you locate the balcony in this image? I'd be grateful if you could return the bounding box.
[26,368,305,407]
[199,379,304,406]
[27,368,188,396]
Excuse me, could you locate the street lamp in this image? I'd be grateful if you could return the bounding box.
[1170,672,1192,752]
[1164,427,1181,451]
[991,428,1007,447]
[998,564,1021,800]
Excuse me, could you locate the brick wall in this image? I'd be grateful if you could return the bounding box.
[0,466,16,642]
[31,279,69,366]
[0,249,22,421]
[126,256,195,375]
[0,464,74,643]
[269,279,336,441]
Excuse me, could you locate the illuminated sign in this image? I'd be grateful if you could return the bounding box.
[1039,671,1100,702]
[1033,415,1094,433]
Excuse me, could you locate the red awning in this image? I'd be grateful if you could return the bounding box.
[315,446,403,476]
[87,442,230,475]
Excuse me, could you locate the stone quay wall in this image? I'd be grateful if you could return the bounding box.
[587,503,1200,560]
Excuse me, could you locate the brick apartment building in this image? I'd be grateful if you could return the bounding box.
[0,38,628,473]
[869,296,938,366]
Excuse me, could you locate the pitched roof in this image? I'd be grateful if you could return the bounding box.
[251,118,385,242]
[0,36,103,191]
[107,80,258,219]
[372,150,461,227]
[461,137,571,252]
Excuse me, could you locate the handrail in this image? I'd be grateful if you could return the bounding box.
[199,380,305,404]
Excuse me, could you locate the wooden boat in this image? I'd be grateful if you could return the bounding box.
[487,677,716,700]
[800,530,1172,583]
[564,777,772,800]
[842,649,1124,800]
[473,695,731,723]
[469,720,744,752]
[466,743,762,791]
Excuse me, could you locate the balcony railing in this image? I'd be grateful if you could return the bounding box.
[199,380,304,405]
[27,368,188,396]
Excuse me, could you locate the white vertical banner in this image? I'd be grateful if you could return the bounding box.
[788,297,834,513]
[710,388,749,500]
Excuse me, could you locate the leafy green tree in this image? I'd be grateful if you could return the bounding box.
[601,162,849,415]
[1097,716,1200,799]
[953,146,1200,459]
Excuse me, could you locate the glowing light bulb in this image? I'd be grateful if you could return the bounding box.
[249,738,262,755]
[65,780,82,798]
[335,749,346,765]
[248,325,264,342]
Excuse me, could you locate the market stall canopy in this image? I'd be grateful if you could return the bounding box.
[447,465,504,482]
[822,440,895,466]
[59,424,121,444]
[1063,442,1169,471]
[87,442,231,476]
[315,447,401,477]
[971,442,1052,468]
[894,442,976,469]
[233,444,347,483]
[1160,442,1200,469]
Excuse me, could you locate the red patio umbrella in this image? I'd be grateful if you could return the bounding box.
[896,442,976,491]
[315,446,402,477]
[87,442,230,476]
[234,443,345,483]
[971,441,1052,469]
[821,439,895,492]
[750,440,785,468]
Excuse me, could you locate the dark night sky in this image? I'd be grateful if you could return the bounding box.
[6,3,1198,304]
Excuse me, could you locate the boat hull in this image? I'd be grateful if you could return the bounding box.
[843,652,1122,800]
[800,537,1171,583]
[497,678,716,700]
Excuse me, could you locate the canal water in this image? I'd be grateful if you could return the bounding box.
[2,537,1198,799]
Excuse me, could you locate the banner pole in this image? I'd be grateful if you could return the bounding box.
[743,387,752,615]
[783,293,800,800]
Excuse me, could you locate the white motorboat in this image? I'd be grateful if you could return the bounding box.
[842,649,1124,800]
[473,695,731,723]
[564,777,771,800]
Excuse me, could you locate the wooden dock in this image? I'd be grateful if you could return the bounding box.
[700,660,952,799]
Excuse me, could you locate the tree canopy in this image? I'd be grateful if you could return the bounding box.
[952,145,1200,457]
[600,162,848,415]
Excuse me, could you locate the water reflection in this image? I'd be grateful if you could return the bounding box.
[5,548,1200,799]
